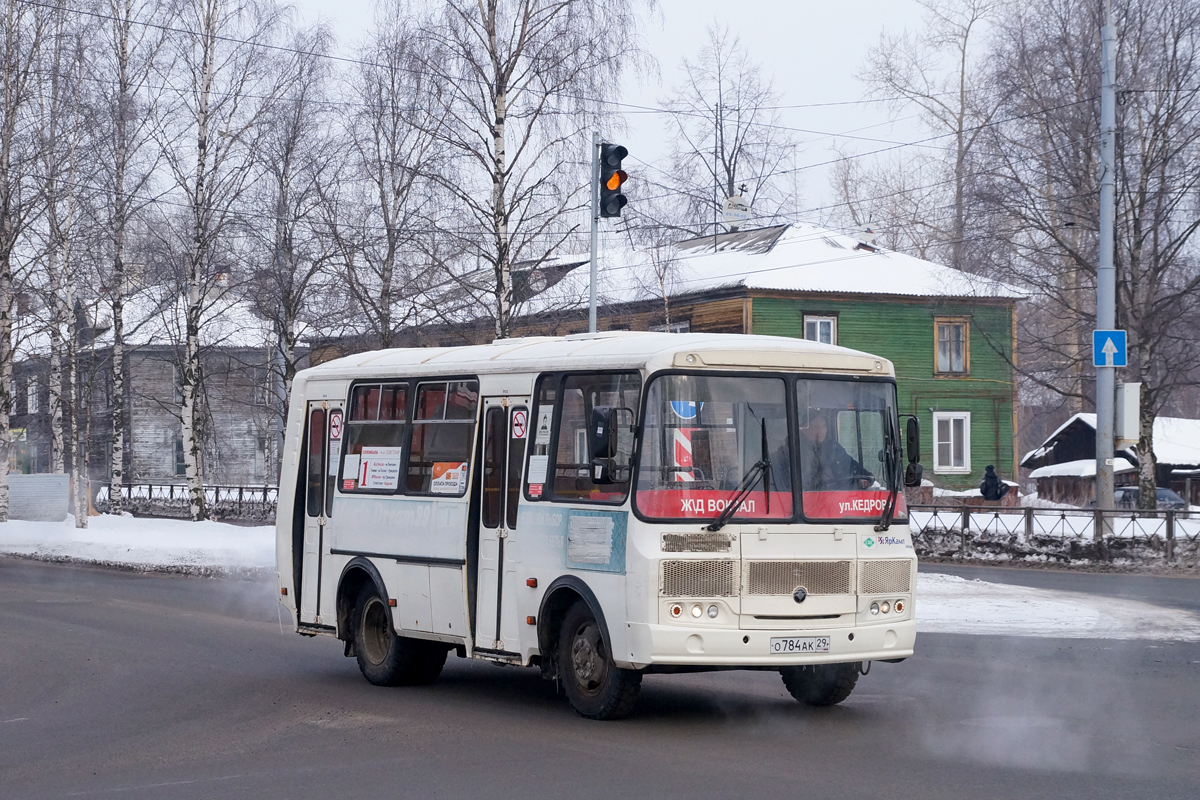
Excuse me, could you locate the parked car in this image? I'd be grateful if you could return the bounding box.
[1111,486,1188,510]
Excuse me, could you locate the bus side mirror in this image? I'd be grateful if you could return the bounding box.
[590,406,634,484]
[905,416,920,464]
[903,416,923,487]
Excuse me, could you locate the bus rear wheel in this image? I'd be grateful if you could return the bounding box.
[558,602,641,720]
[780,662,860,706]
[353,584,447,686]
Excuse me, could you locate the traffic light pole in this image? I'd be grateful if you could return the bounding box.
[1095,2,1117,512]
[588,130,600,333]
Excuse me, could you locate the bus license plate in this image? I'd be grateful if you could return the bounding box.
[769,636,830,654]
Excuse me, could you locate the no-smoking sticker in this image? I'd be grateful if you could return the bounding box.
[511,408,528,439]
[329,410,343,441]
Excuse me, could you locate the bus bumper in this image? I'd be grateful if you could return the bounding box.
[621,619,916,669]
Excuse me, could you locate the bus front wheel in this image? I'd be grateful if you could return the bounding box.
[558,602,641,720]
[780,662,860,706]
[353,584,447,686]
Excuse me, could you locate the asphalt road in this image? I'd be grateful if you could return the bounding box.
[2,557,1198,800]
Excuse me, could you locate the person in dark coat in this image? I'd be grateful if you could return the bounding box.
[799,414,873,490]
[980,465,1011,501]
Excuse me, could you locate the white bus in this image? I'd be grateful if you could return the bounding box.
[276,332,921,719]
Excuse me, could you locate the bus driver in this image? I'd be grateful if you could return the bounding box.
[799,413,874,491]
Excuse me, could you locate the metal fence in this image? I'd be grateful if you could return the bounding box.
[908,504,1200,563]
[95,484,277,522]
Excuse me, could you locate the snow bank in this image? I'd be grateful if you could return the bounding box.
[3,516,1199,642]
[0,516,274,576]
[917,572,1200,641]
[1028,458,1135,479]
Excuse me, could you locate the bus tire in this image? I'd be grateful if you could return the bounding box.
[353,584,446,686]
[779,662,860,706]
[558,601,641,720]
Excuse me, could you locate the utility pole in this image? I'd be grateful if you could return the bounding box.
[1095,0,1117,511]
[588,131,600,333]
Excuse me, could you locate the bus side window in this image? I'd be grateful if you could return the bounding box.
[341,382,408,493]
[482,406,505,528]
[524,376,557,500]
[306,408,326,517]
[407,380,479,495]
[506,406,527,528]
[551,372,641,504]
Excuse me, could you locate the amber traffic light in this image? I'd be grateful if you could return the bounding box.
[599,142,628,218]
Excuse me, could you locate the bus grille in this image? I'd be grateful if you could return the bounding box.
[743,560,852,596]
[661,532,733,553]
[858,559,912,594]
[660,560,739,597]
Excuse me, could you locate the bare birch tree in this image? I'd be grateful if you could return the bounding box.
[419,0,646,339]
[0,0,49,522]
[91,0,174,513]
[162,0,284,519]
[848,0,1002,271]
[32,0,90,524]
[246,23,335,476]
[321,5,445,349]
[659,24,798,234]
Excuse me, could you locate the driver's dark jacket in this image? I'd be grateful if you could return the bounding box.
[799,437,870,490]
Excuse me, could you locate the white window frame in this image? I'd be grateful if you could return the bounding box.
[932,411,971,474]
[803,315,837,345]
[26,379,38,415]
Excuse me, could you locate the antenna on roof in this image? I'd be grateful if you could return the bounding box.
[853,224,879,251]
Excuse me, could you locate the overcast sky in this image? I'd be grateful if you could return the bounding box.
[292,0,929,216]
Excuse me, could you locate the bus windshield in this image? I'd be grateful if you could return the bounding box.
[796,378,904,520]
[634,373,904,523]
[635,375,793,521]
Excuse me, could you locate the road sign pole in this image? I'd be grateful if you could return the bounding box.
[588,131,600,333]
[1096,1,1117,511]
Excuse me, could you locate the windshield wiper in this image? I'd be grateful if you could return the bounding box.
[706,419,772,532]
[874,413,901,532]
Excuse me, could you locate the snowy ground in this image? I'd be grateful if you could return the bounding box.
[0,515,274,576]
[2,516,1198,641]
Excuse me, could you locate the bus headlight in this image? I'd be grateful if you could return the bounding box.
[670,603,683,618]
[894,600,905,613]
[880,601,891,614]
[870,602,880,615]
[691,604,703,618]
[707,605,719,618]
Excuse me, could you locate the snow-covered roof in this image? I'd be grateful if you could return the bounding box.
[16,286,281,360]
[301,221,1025,343]
[1029,458,1136,479]
[1022,412,1200,468]
[543,222,1026,308]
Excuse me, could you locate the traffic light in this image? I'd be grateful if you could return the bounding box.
[599,142,628,218]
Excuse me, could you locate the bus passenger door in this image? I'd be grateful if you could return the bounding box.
[300,401,342,626]
[475,398,529,651]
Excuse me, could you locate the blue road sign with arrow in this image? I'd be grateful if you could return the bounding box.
[1093,330,1127,367]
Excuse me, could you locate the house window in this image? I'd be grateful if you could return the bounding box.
[804,316,837,345]
[935,318,969,374]
[933,412,970,474]
[650,320,691,333]
[253,368,270,406]
[26,379,38,415]
[175,439,187,476]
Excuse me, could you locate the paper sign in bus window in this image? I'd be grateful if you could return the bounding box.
[359,446,402,490]
[431,461,468,494]
[534,406,554,445]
